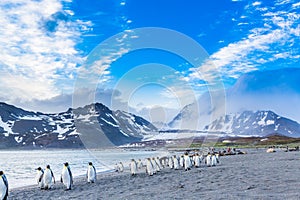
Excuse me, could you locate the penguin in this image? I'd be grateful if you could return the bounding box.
[206,153,212,167]
[129,159,137,176]
[118,162,124,173]
[145,158,154,176]
[137,159,143,170]
[179,155,184,169]
[155,157,163,169]
[0,171,8,200]
[173,155,180,170]
[61,162,73,190]
[216,153,220,164]
[114,163,119,172]
[35,167,44,189]
[87,162,96,183]
[194,153,201,168]
[184,152,192,171]
[152,157,160,172]
[43,165,55,190]
[168,156,174,169]
[211,153,217,166]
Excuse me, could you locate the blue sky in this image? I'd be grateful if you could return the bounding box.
[0,0,299,121]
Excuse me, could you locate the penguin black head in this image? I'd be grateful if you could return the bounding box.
[89,162,93,166]
[0,171,3,175]
[46,165,50,169]
[64,162,69,167]
[36,167,42,170]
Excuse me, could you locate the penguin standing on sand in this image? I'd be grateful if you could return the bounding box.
[206,153,212,167]
[0,171,8,200]
[43,165,55,190]
[173,155,180,170]
[211,153,217,166]
[152,157,160,173]
[155,157,163,169]
[129,159,137,176]
[168,156,174,169]
[114,163,119,172]
[137,159,143,170]
[179,155,184,169]
[35,167,44,189]
[194,153,201,168]
[61,162,73,190]
[118,162,124,173]
[87,162,96,183]
[184,152,192,171]
[146,158,154,176]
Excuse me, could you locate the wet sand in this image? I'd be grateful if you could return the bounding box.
[10,149,300,200]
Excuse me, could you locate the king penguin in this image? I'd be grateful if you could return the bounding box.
[194,153,201,168]
[184,152,192,171]
[130,159,138,176]
[43,165,55,190]
[87,162,96,183]
[0,171,8,200]
[206,152,212,167]
[145,158,154,176]
[211,153,217,166]
[173,155,180,170]
[61,162,73,190]
[35,167,44,189]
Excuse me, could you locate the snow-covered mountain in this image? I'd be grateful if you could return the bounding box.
[0,102,157,149]
[204,110,300,137]
[169,68,300,131]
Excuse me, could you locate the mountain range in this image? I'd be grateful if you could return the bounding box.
[0,102,157,149]
[169,68,300,131]
[1,68,300,148]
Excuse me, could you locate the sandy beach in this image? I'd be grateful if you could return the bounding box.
[9,149,300,200]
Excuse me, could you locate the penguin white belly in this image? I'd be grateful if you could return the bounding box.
[211,156,217,166]
[43,170,53,188]
[184,156,191,170]
[87,167,96,183]
[62,168,71,189]
[180,157,184,168]
[130,162,137,174]
[146,160,153,175]
[195,157,201,167]
[168,158,173,169]
[206,155,212,166]
[173,158,179,169]
[0,178,7,200]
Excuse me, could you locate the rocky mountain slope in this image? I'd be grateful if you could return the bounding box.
[0,102,157,148]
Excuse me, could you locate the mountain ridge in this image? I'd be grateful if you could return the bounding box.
[0,102,157,149]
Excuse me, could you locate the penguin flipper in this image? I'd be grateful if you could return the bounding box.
[67,167,73,184]
[3,175,8,200]
[93,166,97,180]
[50,170,56,184]
[38,174,43,183]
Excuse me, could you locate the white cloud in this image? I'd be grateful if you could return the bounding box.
[292,2,300,8]
[188,0,300,83]
[0,0,91,102]
[252,1,262,6]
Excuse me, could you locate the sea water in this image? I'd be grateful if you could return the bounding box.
[0,149,168,189]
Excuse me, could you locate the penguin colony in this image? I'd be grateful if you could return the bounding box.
[0,151,218,199]
[114,151,220,176]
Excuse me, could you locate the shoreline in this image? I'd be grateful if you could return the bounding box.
[9,149,300,199]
